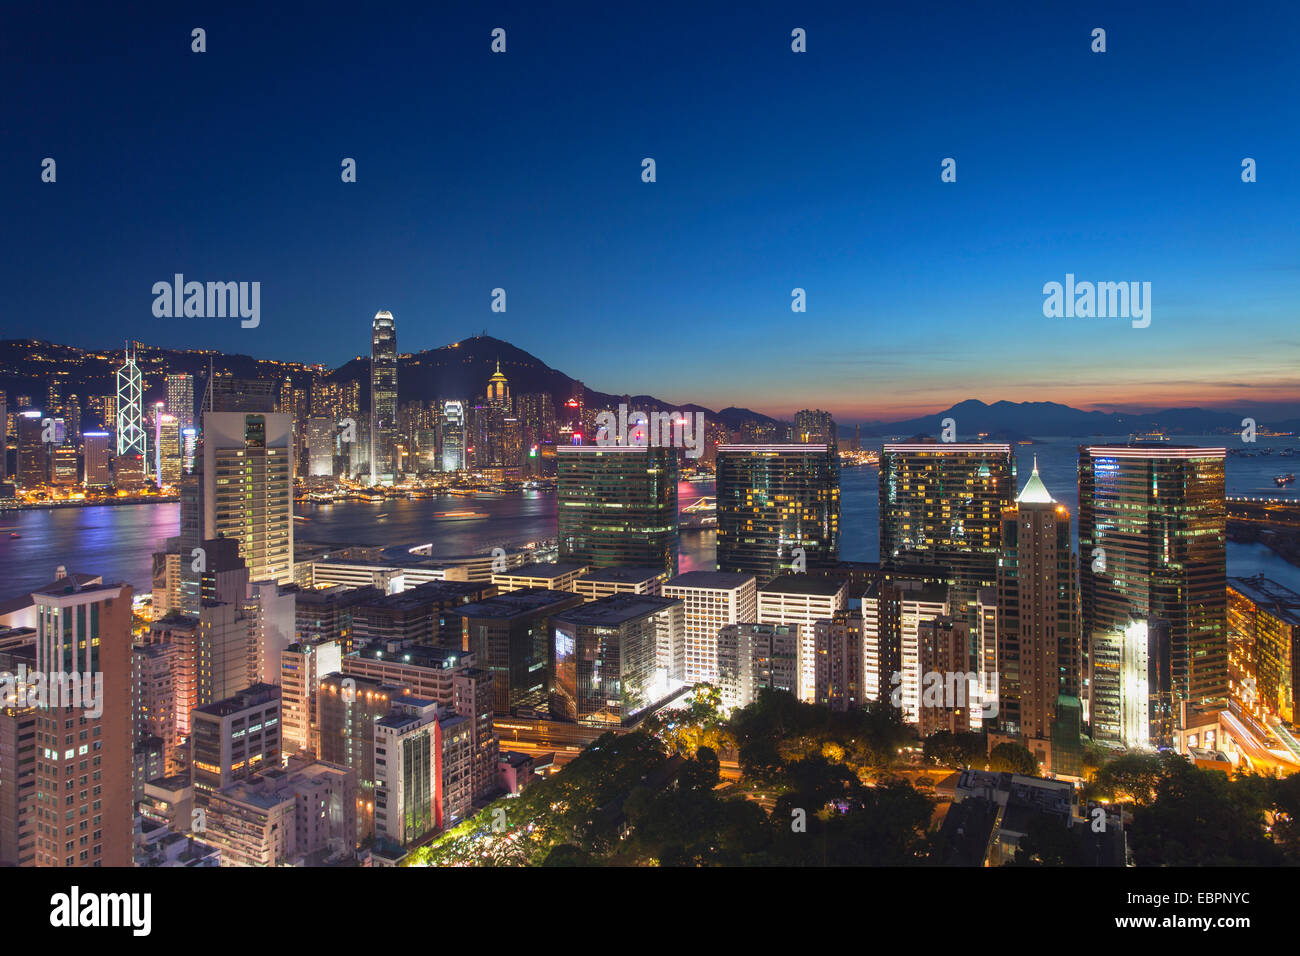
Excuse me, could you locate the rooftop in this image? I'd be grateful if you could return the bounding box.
[454,588,581,619]
[553,594,680,627]
[663,571,756,591]
[576,566,668,584]
[759,574,847,598]
[496,561,589,579]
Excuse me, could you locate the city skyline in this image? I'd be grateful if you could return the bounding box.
[3,0,1300,887]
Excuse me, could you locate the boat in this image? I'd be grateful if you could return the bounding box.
[1132,431,1170,442]
[8,532,20,539]
[1275,474,1295,487]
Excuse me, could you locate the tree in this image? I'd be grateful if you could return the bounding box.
[1012,812,1080,866]
[989,742,1037,775]
[1129,760,1282,866]
[923,731,987,769]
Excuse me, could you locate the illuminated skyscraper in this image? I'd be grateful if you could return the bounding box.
[1079,444,1227,746]
[715,444,840,585]
[557,446,679,574]
[441,400,465,472]
[115,344,146,458]
[82,431,112,487]
[879,441,1015,631]
[486,360,510,411]
[370,310,397,484]
[166,373,195,431]
[793,409,836,445]
[995,461,1081,770]
[16,410,47,489]
[202,411,295,585]
[31,578,134,867]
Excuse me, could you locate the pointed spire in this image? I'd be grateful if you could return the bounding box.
[1016,455,1055,504]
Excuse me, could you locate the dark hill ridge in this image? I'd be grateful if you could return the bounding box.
[0,338,1292,435]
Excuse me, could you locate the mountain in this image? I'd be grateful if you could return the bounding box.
[857,399,1275,439]
[0,336,782,429]
[0,338,1287,437]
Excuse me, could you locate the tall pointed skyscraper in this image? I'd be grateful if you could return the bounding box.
[370,311,397,484]
[995,458,1081,771]
[115,343,146,458]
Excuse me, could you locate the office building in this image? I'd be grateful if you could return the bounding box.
[662,571,758,685]
[757,574,848,702]
[716,622,801,710]
[557,446,679,574]
[279,637,343,755]
[1089,620,1151,749]
[115,345,146,459]
[862,578,950,721]
[373,697,441,846]
[167,373,196,431]
[190,683,282,801]
[879,441,1015,631]
[571,566,669,601]
[370,310,398,484]
[917,616,974,737]
[550,594,684,723]
[306,416,335,478]
[82,431,111,488]
[441,400,465,472]
[318,673,408,842]
[996,462,1081,768]
[1227,576,1300,725]
[813,610,864,711]
[202,411,295,585]
[30,578,134,867]
[452,589,584,714]
[715,444,840,585]
[492,561,589,594]
[1079,444,1227,745]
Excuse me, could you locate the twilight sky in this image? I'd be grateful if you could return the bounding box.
[2,1,1298,420]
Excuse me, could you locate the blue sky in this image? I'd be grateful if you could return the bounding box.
[2,0,1297,418]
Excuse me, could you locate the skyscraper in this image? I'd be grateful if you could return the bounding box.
[879,441,1015,630]
[166,373,195,431]
[115,344,146,459]
[557,446,679,574]
[995,461,1081,769]
[715,444,840,584]
[307,416,335,478]
[16,410,47,489]
[441,400,465,472]
[31,577,134,867]
[370,310,397,485]
[82,431,112,487]
[202,411,295,585]
[1078,444,1227,746]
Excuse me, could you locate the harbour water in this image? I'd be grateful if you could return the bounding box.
[0,435,1296,596]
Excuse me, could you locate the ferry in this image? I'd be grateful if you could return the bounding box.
[433,510,488,520]
[1275,474,1296,487]
[1132,431,1170,442]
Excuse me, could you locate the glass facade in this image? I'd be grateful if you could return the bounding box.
[879,442,1014,627]
[1078,445,1227,740]
[557,447,679,573]
[715,444,840,585]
